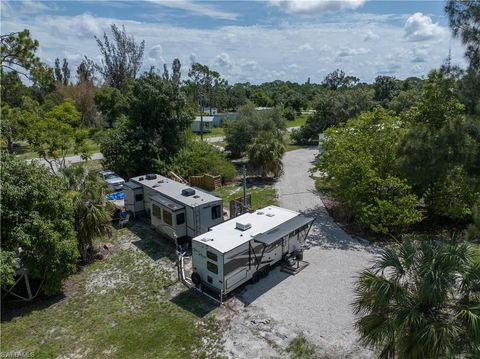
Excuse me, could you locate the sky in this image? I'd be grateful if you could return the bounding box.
[0,0,467,84]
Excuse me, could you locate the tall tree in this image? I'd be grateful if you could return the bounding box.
[1,155,79,294]
[446,0,480,70]
[247,132,286,178]
[95,24,145,88]
[25,100,91,173]
[0,29,40,79]
[399,70,480,221]
[62,58,70,86]
[100,71,193,177]
[316,107,421,234]
[62,166,113,261]
[321,69,346,90]
[54,58,62,83]
[77,57,96,84]
[187,62,214,140]
[353,237,480,358]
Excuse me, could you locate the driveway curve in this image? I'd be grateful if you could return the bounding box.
[219,147,376,358]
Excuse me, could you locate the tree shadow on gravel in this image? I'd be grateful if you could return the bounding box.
[300,203,379,254]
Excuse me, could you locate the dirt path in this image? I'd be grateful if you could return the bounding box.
[219,147,376,358]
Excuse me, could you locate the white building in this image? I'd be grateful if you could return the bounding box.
[191,116,214,133]
[124,174,224,240]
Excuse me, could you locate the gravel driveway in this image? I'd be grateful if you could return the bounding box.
[219,147,376,358]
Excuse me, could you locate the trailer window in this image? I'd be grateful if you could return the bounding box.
[176,213,185,225]
[207,251,217,261]
[211,205,221,220]
[135,193,143,202]
[152,204,161,219]
[162,210,173,225]
[207,261,218,274]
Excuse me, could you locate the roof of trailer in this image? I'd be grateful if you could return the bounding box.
[192,206,312,253]
[129,174,221,207]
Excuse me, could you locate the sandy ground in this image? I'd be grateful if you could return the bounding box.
[218,147,377,358]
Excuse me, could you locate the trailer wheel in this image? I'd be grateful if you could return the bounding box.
[296,252,304,261]
[251,272,260,283]
[261,266,270,277]
[191,272,201,286]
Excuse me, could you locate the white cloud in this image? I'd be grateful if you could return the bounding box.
[214,52,232,68]
[364,29,379,41]
[404,12,446,42]
[0,10,465,84]
[298,43,313,51]
[337,47,369,57]
[270,0,367,14]
[146,0,238,20]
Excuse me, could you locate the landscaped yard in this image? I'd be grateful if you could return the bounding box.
[15,139,101,160]
[1,225,222,359]
[194,126,225,139]
[286,113,308,128]
[214,182,277,210]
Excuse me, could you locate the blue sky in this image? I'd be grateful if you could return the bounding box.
[1,1,466,84]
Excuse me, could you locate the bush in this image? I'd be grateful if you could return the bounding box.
[224,102,285,157]
[160,140,237,183]
[1,156,78,294]
[316,107,422,234]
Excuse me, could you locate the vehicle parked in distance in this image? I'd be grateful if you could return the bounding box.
[99,170,125,191]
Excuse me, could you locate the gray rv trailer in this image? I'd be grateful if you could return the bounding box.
[124,174,224,240]
[191,206,314,295]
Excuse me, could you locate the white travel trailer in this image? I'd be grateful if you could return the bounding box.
[191,206,314,296]
[124,174,224,240]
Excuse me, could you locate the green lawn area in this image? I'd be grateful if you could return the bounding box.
[15,139,101,160]
[286,113,308,128]
[214,182,277,210]
[194,126,225,139]
[284,132,308,152]
[1,226,222,358]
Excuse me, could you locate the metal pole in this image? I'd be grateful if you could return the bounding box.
[174,233,181,281]
[242,165,247,213]
[200,97,204,141]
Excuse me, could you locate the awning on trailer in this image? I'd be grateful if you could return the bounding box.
[253,215,313,246]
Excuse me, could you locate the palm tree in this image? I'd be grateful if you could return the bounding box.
[62,166,113,261]
[353,237,480,359]
[247,132,286,178]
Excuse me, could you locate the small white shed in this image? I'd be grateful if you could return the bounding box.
[191,116,214,133]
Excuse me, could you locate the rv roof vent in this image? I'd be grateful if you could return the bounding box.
[152,184,160,188]
[266,213,275,217]
[257,211,264,215]
[138,177,144,181]
[181,188,196,196]
[236,221,252,231]
[193,195,200,199]
[201,238,213,242]
[157,180,164,184]
[145,174,157,180]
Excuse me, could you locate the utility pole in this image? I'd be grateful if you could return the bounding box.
[200,97,204,142]
[242,165,247,213]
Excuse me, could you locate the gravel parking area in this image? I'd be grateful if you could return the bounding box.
[220,147,376,358]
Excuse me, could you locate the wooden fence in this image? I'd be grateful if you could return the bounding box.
[189,174,222,191]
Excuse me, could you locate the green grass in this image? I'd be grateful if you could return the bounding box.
[285,336,317,359]
[214,182,277,210]
[194,127,225,139]
[15,139,101,160]
[1,227,222,358]
[284,132,308,152]
[286,114,308,128]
